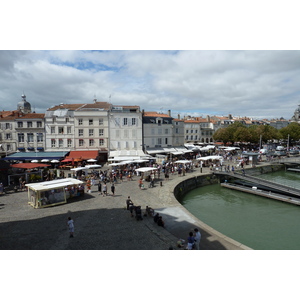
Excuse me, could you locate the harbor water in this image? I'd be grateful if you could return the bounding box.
[181,170,300,250]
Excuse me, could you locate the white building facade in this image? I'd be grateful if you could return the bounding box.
[108,105,144,160]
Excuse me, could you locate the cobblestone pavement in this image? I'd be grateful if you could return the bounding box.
[1,157,297,250]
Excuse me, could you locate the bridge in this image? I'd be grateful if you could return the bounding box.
[214,171,300,199]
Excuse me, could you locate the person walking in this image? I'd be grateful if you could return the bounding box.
[126,196,133,210]
[187,232,195,250]
[67,217,74,238]
[194,228,201,250]
[111,183,115,196]
[98,180,102,195]
[102,183,107,196]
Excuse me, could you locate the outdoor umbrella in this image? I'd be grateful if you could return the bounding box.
[31,160,38,163]
[41,159,49,162]
[51,160,60,163]
[86,164,102,169]
[87,159,97,162]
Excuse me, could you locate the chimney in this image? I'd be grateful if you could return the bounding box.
[168,109,171,117]
[178,114,180,120]
[206,115,210,122]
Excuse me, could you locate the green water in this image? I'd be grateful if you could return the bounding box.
[181,171,300,250]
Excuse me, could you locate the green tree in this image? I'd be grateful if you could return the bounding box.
[234,127,252,143]
[280,122,300,142]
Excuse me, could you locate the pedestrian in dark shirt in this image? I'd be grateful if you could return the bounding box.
[98,181,102,195]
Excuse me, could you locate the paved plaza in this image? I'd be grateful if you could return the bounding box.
[1,157,296,250]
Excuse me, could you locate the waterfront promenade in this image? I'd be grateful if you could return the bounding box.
[1,156,298,250]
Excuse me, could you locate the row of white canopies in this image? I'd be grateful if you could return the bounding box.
[30,158,98,163]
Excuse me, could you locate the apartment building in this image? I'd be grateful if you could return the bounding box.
[108,105,144,160]
[143,111,174,155]
[45,103,81,152]
[74,101,110,150]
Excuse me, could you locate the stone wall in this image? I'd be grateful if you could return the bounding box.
[174,164,285,201]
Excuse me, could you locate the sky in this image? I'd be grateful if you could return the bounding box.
[1,1,300,122]
[1,50,300,120]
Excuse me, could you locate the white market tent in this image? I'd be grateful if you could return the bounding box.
[174,160,192,164]
[70,167,89,171]
[197,155,223,161]
[86,164,102,169]
[87,159,97,162]
[26,178,84,209]
[135,167,158,172]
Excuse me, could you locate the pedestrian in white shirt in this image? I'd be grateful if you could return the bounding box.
[194,228,201,250]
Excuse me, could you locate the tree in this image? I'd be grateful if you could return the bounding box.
[280,122,300,142]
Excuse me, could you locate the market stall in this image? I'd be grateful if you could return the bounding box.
[26,178,84,209]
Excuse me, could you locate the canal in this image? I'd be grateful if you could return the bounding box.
[181,170,300,250]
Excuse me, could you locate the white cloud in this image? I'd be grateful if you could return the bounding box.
[0,50,299,119]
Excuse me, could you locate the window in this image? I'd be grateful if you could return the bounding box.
[165,129,168,134]
[125,141,129,149]
[99,139,104,146]
[67,139,72,148]
[37,133,43,142]
[165,138,168,144]
[132,118,136,126]
[195,135,198,140]
[195,130,198,133]
[27,122,32,128]
[151,128,155,135]
[7,144,11,151]
[186,130,189,133]
[191,130,193,133]
[79,139,84,146]
[157,120,161,126]
[89,119,93,125]
[132,129,136,138]
[157,138,162,145]
[58,127,64,134]
[99,129,104,136]
[78,129,83,136]
[186,135,188,140]
[59,139,63,148]
[78,119,83,125]
[99,118,103,125]
[51,139,56,148]
[191,135,193,140]
[89,129,94,136]
[27,133,34,142]
[5,123,10,129]
[89,139,94,146]
[66,118,69,123]
[18,133,24,143]
[123,118,128,126]
[37,121,42,128]
[6,133,11,140]
[175,128,179,134]
[158,128,162,135]
[51,127,55,134]
[18,122,23,128]
[67,127,71,134]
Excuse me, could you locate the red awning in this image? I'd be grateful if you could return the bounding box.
[65,151,99,160]
[10,163,51,169]
[61,158,73,163]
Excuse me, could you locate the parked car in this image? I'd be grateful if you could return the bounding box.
[274,150,287,156]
